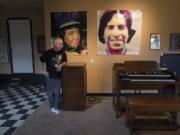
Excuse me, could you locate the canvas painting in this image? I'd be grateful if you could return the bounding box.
[51,11,87,55]
[97,10,142,55]
[169,33,180,51]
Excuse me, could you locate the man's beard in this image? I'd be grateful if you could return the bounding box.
[54,47,62,51]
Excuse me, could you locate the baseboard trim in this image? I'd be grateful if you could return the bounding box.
[86,93,113,97]
[0,73,46,85]
[0,74,11,85]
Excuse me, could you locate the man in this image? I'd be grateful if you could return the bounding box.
[98,10,136,55]
[40,38,67,114]
[59,21,87,55]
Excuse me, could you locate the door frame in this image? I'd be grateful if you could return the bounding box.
[7,17,35,74]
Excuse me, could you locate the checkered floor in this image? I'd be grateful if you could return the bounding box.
[0,85,47,135]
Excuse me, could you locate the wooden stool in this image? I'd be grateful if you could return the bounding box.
[127,96,180,135]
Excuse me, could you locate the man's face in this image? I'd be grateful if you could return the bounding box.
[54,39,63,51]
[104,13,129,52]
[64,27,80,48]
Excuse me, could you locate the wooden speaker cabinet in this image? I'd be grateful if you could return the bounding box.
[62,63,87,111]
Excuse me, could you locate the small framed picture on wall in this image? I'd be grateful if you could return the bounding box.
[150,33,160,50]
[169,33,180,51]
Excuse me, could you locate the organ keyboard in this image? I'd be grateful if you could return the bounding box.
[112,61,178,118]
[119,72,176,83]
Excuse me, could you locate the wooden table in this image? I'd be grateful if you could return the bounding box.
[127,96,180,135]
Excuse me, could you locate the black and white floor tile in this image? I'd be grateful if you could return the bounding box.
[0,85,47,135]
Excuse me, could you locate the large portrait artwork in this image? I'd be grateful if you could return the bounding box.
[97,10,142,55]
[51,11,87,55]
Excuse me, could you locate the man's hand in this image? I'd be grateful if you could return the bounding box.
[57,64,63,72]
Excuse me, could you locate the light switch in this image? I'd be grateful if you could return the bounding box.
[90,58,94,63]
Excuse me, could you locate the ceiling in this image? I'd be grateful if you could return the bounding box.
[0,0,43,8]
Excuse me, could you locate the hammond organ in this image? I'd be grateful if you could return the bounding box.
[112,61,178,118]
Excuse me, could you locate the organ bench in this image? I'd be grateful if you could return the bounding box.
[127,96,180,135]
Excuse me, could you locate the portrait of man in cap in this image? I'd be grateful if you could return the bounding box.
[51,11,87,55]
